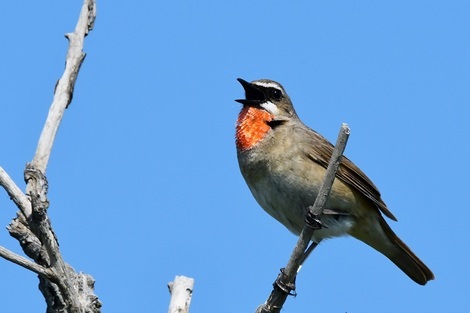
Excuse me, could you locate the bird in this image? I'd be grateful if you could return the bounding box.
[234,78,434,285]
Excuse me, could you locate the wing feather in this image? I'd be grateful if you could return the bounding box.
[303,127,397,221]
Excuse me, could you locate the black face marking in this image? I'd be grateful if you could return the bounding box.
[236,79,287,109]
[269,87,283,101]
[266,119,286,129]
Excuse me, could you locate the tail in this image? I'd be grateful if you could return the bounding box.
[352,216,434,285]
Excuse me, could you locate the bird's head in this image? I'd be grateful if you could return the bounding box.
[235,78,297,121]
[235,78,298,151]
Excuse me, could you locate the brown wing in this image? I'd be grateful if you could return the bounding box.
[303,126,397,221]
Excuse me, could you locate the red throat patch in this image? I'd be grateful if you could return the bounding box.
[236,106,274,151]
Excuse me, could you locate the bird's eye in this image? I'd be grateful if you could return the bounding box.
[270,88,282,100]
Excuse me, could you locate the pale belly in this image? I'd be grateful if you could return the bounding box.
[237,130,364,242]
[246,173,357,243]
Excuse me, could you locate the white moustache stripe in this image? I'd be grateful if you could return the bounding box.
[260,101,280,115]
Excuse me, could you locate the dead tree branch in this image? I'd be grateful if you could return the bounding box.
[168,276,195,313]
[0,167,31,217]
[0,1,99,312]
[31,0,96,173]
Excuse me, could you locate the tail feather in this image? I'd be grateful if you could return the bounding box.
[378,217,434,285]
[351,216,434,285]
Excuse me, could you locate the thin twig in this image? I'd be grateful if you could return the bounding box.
[257,123,350,313]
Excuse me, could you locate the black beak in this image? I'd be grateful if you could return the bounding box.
[235,78,265,106]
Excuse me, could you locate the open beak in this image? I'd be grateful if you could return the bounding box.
[235,78,265,106]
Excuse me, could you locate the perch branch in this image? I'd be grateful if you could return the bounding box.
[256,123,350,313]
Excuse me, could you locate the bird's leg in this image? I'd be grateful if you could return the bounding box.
[300,205,326,269]
[298,240,321,269]
[273,207,325,296]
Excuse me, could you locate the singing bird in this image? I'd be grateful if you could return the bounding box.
[235,78,434,285]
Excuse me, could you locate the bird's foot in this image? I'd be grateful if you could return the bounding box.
[274,268,297,296]
[305,209,323,230]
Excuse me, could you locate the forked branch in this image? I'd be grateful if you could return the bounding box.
[0,1,99,312]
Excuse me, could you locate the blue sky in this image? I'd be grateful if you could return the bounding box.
[0,1,468,312]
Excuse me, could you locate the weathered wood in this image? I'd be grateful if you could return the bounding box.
[168,276,195,313]
[0,1,99,312]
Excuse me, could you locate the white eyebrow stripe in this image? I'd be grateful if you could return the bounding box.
[260,101,280,115]
[252,81,282,89]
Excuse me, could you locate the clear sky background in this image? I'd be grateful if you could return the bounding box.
[0,1,468,312]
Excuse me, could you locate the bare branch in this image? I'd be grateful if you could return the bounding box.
[30,0,96,173]
[20,2,99,310]
[257,123,350,313]
[0,167,31,217]
[0,246,55,280]
[168,276,195,313]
